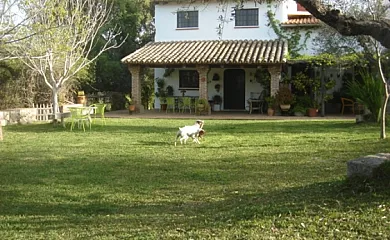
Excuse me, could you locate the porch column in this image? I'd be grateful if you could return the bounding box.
[196,65,210,100]
[268,65,282,96]
[128,65,143,113]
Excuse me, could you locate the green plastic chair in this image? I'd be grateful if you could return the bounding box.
[90,103,106,125]
[69,107,91,131]
[181,97,192,114]
[166,97,175,113]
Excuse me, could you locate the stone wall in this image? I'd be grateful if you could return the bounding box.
[0,108,37,126]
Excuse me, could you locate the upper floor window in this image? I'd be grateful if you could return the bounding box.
[235,8,259,27]
[179,70,199,89]
[177,11,198,28]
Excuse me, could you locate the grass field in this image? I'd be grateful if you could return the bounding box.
[0,118,389,239]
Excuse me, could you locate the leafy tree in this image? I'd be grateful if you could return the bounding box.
[11,0,124,121]
[0,0,50,140]
[298,0,390,138]
[85,0,155,94]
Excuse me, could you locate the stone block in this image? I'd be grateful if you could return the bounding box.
[347,153,390,178]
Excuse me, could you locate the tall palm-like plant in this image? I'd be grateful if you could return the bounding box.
[346,71,384,122]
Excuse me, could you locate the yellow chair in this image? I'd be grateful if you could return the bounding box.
[166,97,175,113]
[194,98,199,114]
[69,107,91,131]
[90,103,106,125]
[181,97,192,113]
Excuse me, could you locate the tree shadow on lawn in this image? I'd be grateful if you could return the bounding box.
[0,163,389,235]
[0,179,388,235]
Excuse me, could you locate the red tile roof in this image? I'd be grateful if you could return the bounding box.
[121,39,288,66]
[281,16,320,27]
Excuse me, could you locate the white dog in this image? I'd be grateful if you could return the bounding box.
[174,120,205,146]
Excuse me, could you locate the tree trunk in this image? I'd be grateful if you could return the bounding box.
[52,87,59,122]
[378,55,388,139]
[320,66,325,117]
[380,92,389,139]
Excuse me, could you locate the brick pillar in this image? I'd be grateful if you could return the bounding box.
[196,65,210,100]
[268,65,282,96]
[128,65,143,113]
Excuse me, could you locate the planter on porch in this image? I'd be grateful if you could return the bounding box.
[267,108,275,116]
[279,104,291,111]
[307,108,318,117]
[160,104,167,111]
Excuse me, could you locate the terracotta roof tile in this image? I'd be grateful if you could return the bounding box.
[121,39,288,65]
[281,16,320,27]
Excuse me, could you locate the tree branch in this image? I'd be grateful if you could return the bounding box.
[295,0,390,48]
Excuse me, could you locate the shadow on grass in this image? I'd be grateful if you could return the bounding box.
[0,177,389,235]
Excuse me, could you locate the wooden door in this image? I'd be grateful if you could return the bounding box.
[223,69,246,110]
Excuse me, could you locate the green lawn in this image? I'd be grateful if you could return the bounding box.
[0,118,389,239]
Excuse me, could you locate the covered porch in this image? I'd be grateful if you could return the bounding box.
[121,39,288,114]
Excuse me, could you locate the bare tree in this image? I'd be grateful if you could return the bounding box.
[12,0,124,121]
[0,0,48,60]
[0,0,42,140]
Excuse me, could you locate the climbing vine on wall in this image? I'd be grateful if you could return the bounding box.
[294,53,366,67]
[266,8,311,59]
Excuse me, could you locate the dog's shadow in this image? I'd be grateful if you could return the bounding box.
[137,141,173,146]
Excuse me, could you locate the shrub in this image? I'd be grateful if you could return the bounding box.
[346,70,384,122]
[111,92,125,110]
[275,86,294,105]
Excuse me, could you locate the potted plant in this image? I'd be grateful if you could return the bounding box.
[292,105,306,116]
[308,101,319,117]
[166,85,174,97]
[125,94,135,113]
[265,96,276,116]
[197,98,209,115]
[215,83,221,92]
[77,90,86,105]
[291,72,335,117]
[275,86,294,111]
[212,95,222,111]
[155,77,167,110]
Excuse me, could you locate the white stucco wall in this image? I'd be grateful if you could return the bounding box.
[153,0,322,110]
[155,0,284,41]
[154,0,317,42]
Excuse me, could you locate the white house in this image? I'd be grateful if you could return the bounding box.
[121,0,324,112]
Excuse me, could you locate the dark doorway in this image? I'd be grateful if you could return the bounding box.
[223,69,245,110]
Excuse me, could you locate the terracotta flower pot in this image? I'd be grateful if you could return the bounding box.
[267,108,275,116]
[307,108,317,117]
[129,104,136,112]
[77,95,86,105]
